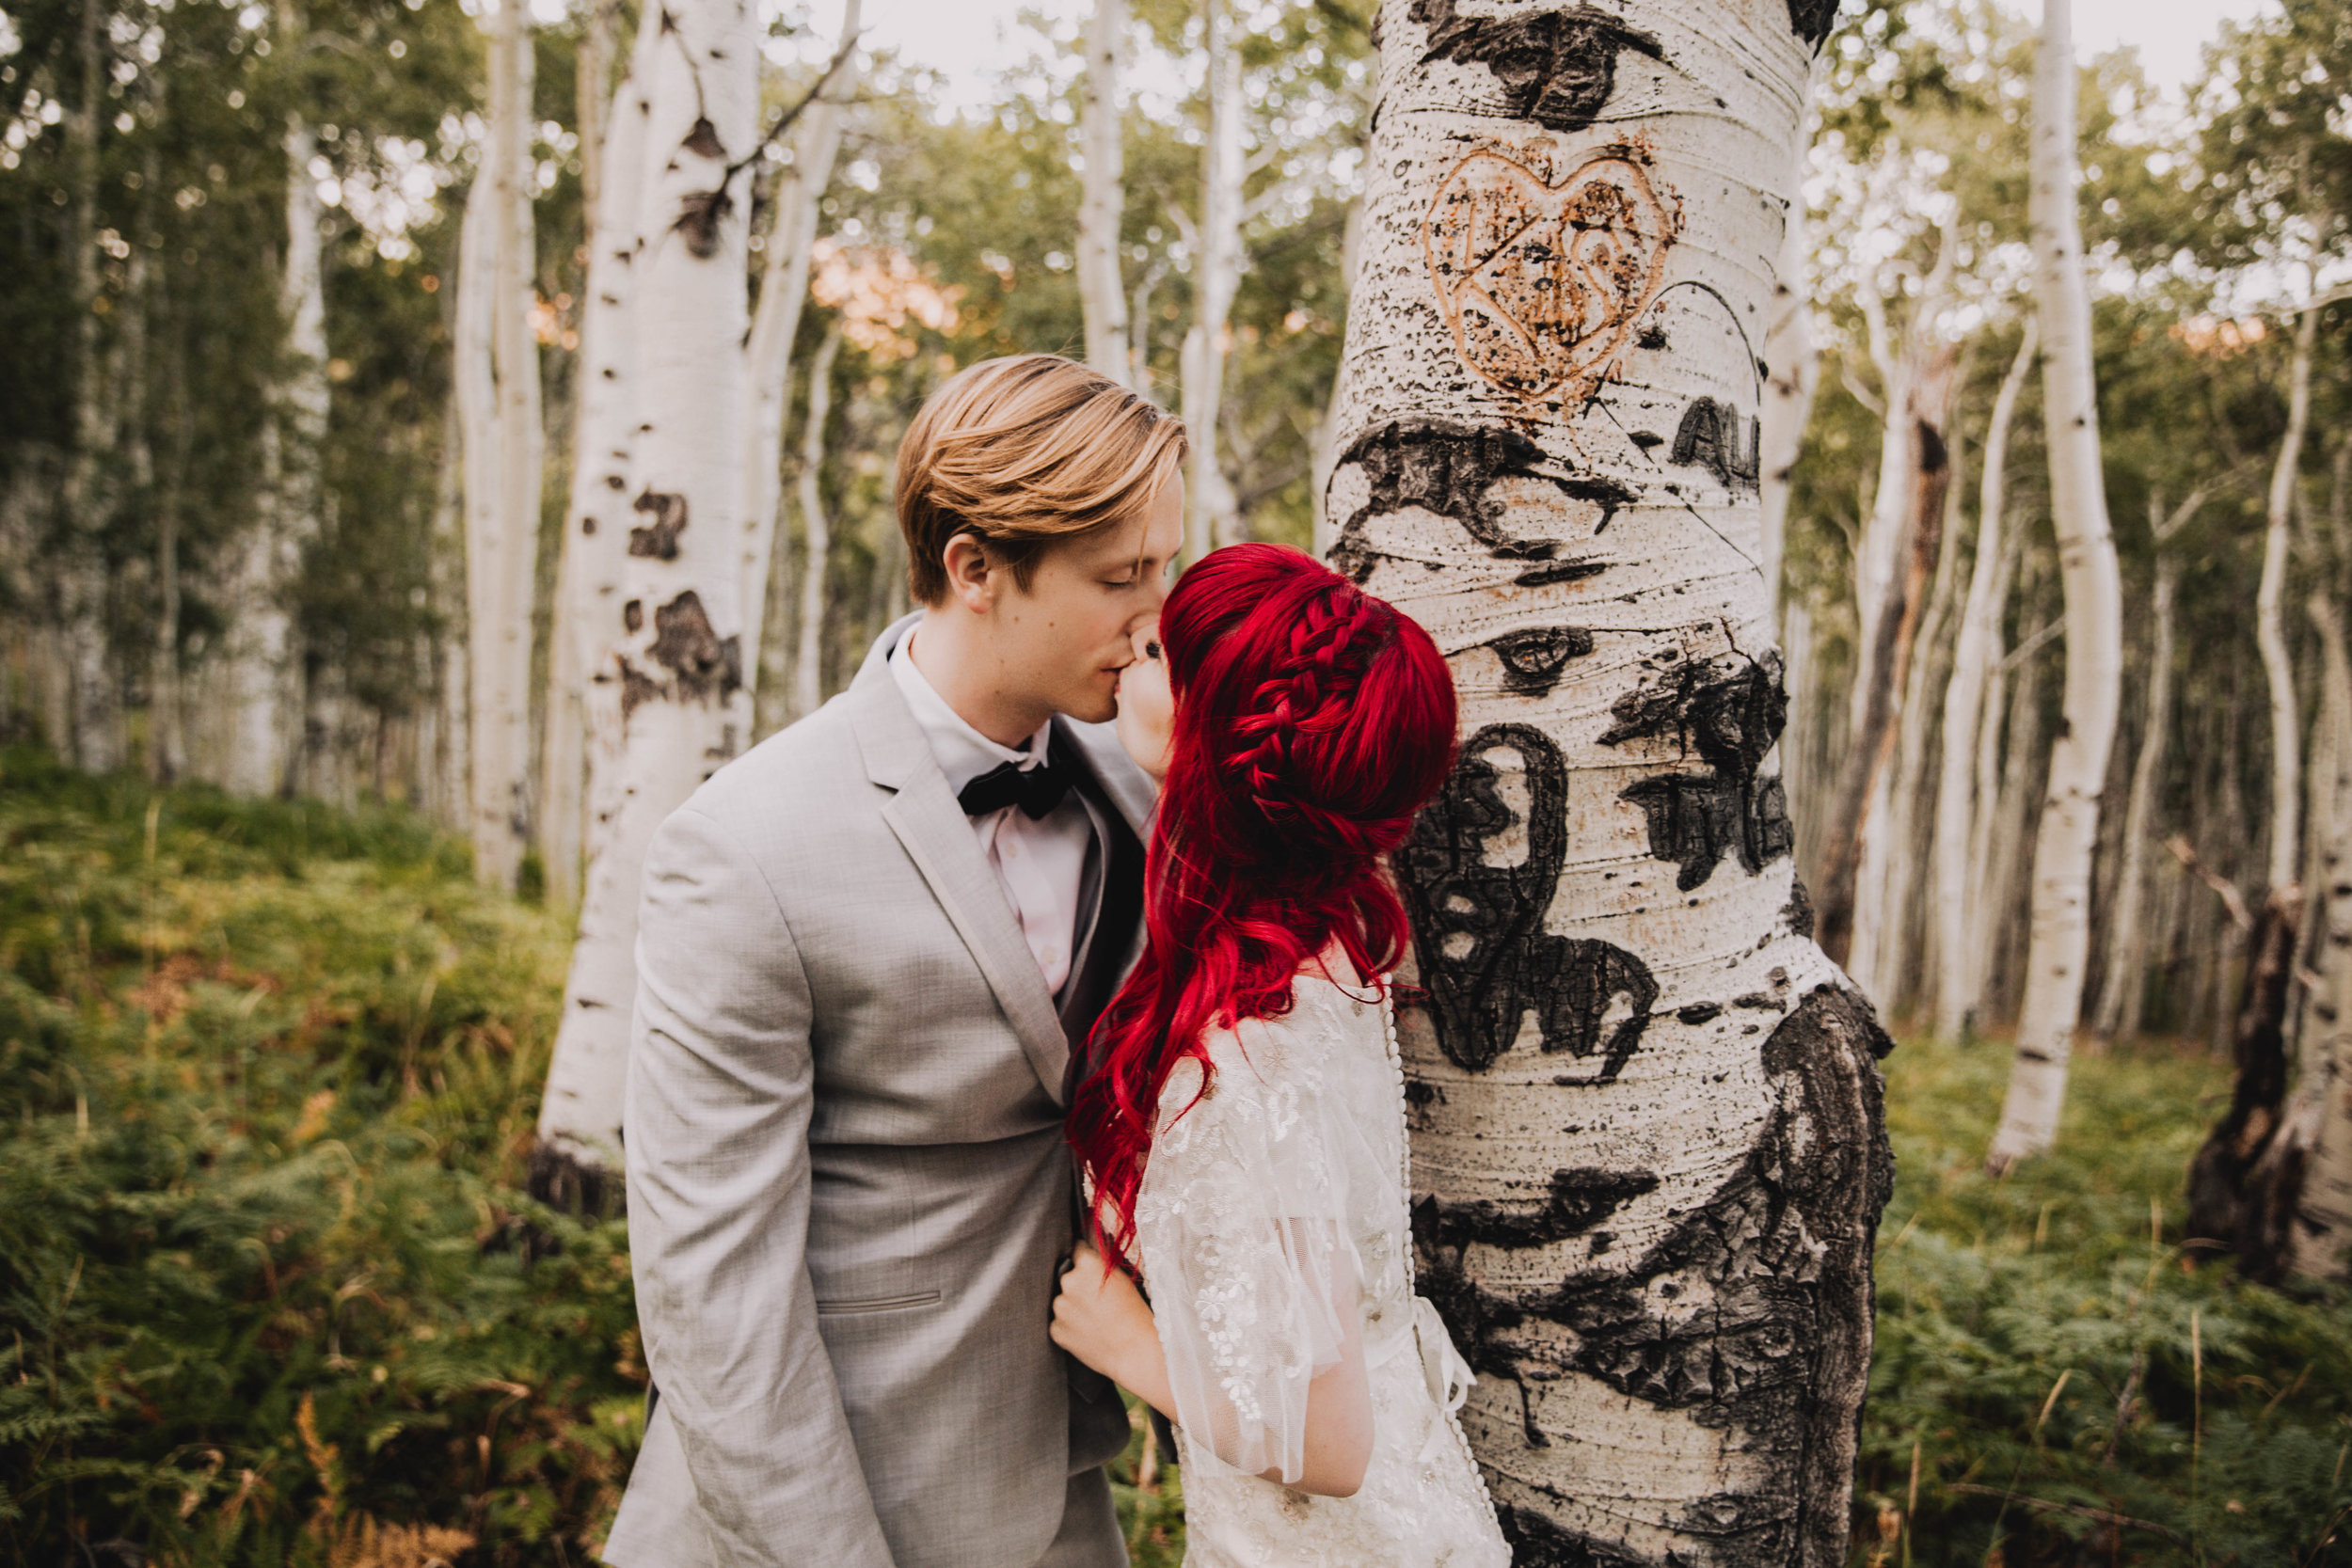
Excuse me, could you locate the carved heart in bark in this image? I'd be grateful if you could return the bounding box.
[1422,150,1675,404]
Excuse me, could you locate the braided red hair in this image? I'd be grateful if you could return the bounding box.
[1067,543,1457,1273]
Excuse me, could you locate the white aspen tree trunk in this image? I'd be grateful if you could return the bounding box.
[542,0,655,907]
[1180,0,1244,562]
[739,0,859,685]
[1864,424,1966,1012]
[1311,192,1368,558]
[789,322,842,723]
[2090,491,2198,1041]
[1986,0,2126,1169]
[1779,594,1814,822]
[2284,594,2352,1280]
[1077,0,1132,387]
[457,178,524,884]
[217,97,328,796]
[577,0,615,219]
[460,0,544,890]
[1330,5,1891,1560]
[2257,299,2317,897]
[1964,540,2026,1022]
[537,0,758,1188]
[151,341,189,786]
[1757,206,1815,628]
[1816,229,1954,970]
[56,0,119,776]
[427,390,471,832]
[554,3,658,888]
[1932,318,2035,1039]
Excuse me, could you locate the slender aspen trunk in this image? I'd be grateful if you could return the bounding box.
[553,3,658,892]
[457,173,528,884]
[2258,299,2318,896]
[739,2,859,685]
[1933,319,2035,1039]
[1311,192,1367,558]
[1077,0,1132,386]
[540,0,661,907]
[537,0,758,1188]
[539,0,615,908]
[2091,491,2200,1041]
[462,0,545,888]
[789,322,842,723]
[1974,561,2040,1024]
[1986,0,2126,1168]
[1818,341,1957,968]
[428,383,472,832]
[1758,206,1816,627]
[2185,298,2325,1222]
[2280,593,2352,1279]
[1331,6,1892,1559]
[56,0,119,776]
[216,99,328,796]
[151,339,189,785]
[1181,0,1243,561]
[1865,419,1966,1012]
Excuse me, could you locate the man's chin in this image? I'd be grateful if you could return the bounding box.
[1060,686,1121,725]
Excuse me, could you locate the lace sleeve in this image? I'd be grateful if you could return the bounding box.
[1136,1016,1359,1485]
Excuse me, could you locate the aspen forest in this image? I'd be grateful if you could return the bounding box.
[3,0,2352,1560]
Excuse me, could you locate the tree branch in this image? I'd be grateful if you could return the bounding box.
[2165,833,2253,932]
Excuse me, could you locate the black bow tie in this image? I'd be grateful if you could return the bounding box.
[958,756,1074,820]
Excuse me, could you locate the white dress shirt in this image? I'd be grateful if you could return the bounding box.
[891,631,1094,994]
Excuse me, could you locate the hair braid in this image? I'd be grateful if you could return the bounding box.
[1229,581,1371,824]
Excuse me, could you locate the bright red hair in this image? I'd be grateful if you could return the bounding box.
[1067,543,1457,1273]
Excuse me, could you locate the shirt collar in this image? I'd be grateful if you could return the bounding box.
[888,624,1053,797]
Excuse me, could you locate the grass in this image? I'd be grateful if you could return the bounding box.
[0,748,2344,1565]
[1862,1030,2352,1563]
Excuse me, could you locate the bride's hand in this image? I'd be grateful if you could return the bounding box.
[1113,623,1173,784]
[1050,1242,1164,1400]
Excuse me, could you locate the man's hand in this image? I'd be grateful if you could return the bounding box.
[1050,1243,1170,1416]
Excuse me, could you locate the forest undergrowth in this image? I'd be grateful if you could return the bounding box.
[0,752,2344,1566]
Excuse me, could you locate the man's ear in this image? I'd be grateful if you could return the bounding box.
[941,532,996,615]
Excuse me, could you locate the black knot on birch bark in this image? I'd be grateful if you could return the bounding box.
[1410,0,1664,133]
[649,591,742,705]
[673,186,735,259]
[682,116,725,160]
[1785,0,1839,51]
[1401,723,1658,1076]
[629,489,689,560]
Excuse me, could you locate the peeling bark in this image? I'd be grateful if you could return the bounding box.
[1986,0,2126,1170]
[1336,5,1891,1559]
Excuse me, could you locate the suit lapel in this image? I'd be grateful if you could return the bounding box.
[849,666,1073,1106]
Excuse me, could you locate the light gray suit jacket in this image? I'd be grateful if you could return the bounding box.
[604,618,1152,1568]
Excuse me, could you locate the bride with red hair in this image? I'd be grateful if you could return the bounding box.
[1053,544,1508,1566]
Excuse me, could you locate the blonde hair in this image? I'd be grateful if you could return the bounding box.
[895,355,1188,605]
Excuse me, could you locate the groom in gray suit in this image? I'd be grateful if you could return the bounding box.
[601,356,1187,1568]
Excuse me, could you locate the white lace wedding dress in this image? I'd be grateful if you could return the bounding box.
[1133,963,1510,1568]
